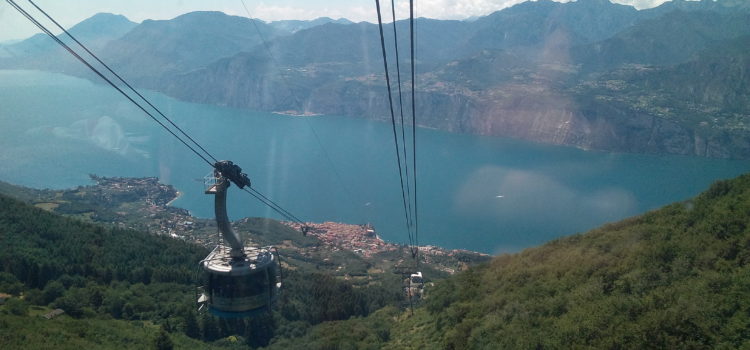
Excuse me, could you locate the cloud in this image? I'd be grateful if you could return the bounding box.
[250,3,376,23]
[611,0,678,10]
[453,166,637,226]
[408,0,547,20]
[246,0,558,23]
[31,116,150,160]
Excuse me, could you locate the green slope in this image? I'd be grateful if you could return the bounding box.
[269,173,750,349]
[0,314,220,350]
[0,185,423,348]
[417,174,750,349]
[0,193,223,348]
[5,173,750,348]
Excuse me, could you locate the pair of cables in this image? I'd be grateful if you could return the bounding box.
[374,0,420,262]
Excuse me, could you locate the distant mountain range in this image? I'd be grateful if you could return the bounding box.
[0,13,136,67]
[1,0,749,158]
[268,17,353,33]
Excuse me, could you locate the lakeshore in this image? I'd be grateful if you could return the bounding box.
[7,176,489,276]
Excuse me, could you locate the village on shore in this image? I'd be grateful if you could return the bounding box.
[30,176,489,275]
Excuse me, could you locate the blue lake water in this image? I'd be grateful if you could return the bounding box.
[2,70,749,254]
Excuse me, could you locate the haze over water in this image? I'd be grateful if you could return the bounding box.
[2,70,749,254]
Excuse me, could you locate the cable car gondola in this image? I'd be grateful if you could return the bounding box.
[198,161,282,318]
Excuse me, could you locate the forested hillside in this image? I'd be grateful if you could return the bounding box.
[0,193,215,348]
[0,193,405,348]
[265,173,750,349]
[0,177,486,348]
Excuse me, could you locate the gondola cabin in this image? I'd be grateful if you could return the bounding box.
[198,162,282,318]
[408,271,424,300]
[201,245,281,318]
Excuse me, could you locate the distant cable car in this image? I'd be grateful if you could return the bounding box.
[198,161,282,318]
[408,271,424,300]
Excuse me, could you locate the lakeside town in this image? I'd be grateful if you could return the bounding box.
[26,176,489,275]
[285,221,488,269]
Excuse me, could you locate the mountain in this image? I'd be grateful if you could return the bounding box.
[644,35,750,114]
[152,3,750,158]
[266,172,750,348]
[268,17,353,33]
[0,13,136,67]
[569,35,750,157]
[257,0,644,71]
[1,0,749,158]
[96,11,283,88]
[461,0,640,56]
[643,0,750,15]
[575,10,750,71]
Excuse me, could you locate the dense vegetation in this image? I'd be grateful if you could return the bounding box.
[4,172,750,348]
[417,174,750,349]
[0,193,404,348]
[262,173,750,349]
[0,171,750,349]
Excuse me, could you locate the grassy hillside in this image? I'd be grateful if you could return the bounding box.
[270,173,750,349]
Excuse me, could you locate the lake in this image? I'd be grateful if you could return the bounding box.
[2,70,749,254]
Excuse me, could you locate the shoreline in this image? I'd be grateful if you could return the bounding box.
[165,190,182,206]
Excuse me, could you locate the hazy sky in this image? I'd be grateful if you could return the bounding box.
[0,0,677,42]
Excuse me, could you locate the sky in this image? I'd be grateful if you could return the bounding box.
[0,0,679,42]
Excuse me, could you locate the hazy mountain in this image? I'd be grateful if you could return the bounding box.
[575,10,750,71]
[257,0,645,70]
[261,18,474,71]
[97,11,283,88]
[0,39,23,45]
[153,2,750,158]
[461,0,640,56]
[268,17,353,33]
[574,35,750,158]
[0,13,136,66]
[643,0,750,15]
[1,0,749,158]
[647,35,750,113]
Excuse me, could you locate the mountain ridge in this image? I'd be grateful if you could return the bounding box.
[1,0,749,158]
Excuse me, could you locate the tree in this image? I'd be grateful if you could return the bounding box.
[4,298,28,316]
[0,272,24,295]
[183,311,200,339]
[201,314,220,342]
[42,280,65,305]
[153,326,174,350]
